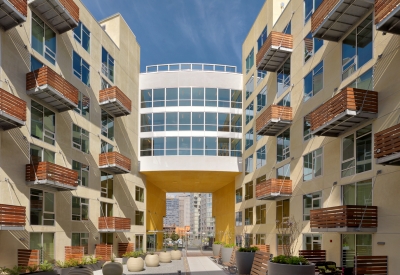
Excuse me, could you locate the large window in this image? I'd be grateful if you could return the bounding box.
[31,101,55,145]
[304,32,323,63]
[101,140,114,153]
[246,49,254,74]
[245,76,254,99]
[30,189,55,226]
[245,233,253,246]
[73,22,90,52]
[256,204,266,224]
[102,47,115,83]
[304,0,323,23]
[277,58,291,97]
[277,163,290,179]
[72,197,89,221]
[218,113,230,132]
[256,234,266,245]
[257,70,267,86]
[257,25,268,51]
[231,138,242,157]
[30,144,55,164]
[257,86,267,113]
[303,191,322,220]
[245,128,254,150]
[256,146,266,169]
[73,51,90,86]
[303,234,321,250]
[74,92,90,120]
[341,125,372,177]
[135,211,144,225]
[235,211,243,226]
[246,101,254,125]
[135,235,144,251]
[72,124,89,153]
[231,90,242,108]
[342,14,373,80]
[342,234,372,268]
[245,207,253,225]
[303,117,313,141]
[343,180,372,206]
[140,114,152,132]
[303,148,323,181]
[236,188,242,203]
[72,233,89,254]
[348,68,373,90]
[245,155,253,175]
[231,114,242,133]
[30,233,54,262]
[276,199,290,225]
[31,12,56,64]
[304,61,323,101]
[72,160,89,187]
[136,186,144,202]
[245,181,253,200]
[100,202,113,217]
[101,111,114,140]
[277,129,290,162]
[101,172,113,199]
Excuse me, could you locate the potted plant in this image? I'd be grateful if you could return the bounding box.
[38,261,57,275]
[212,241,222,257]
[269,218,315,275]
[236,246,259,274]
[126,251,144,272]
[55,259,79,275]
[159,249,171,263]
[122,251,132,265]
[170,233,181,260]
[221,243,235,263]
[84,255,103,271]
[102,258,123,275]
[2,265,24,275]
[66,265,93,275]
[145,251,159,267]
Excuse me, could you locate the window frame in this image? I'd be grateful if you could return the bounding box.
[304,60,324,101]
[73,51,90,86]
[244,207,253,225]
[30,188,55,226]
[303,234,322,250]
[135,186,145,202]
[235,211,243,226]
[303,148,323,181]
[72,123,90,153]
[246,49,254,74]
[73,22,90,53]
[72,160,89,187]
[244,181,254,200]
[303,191,322,220]
[100,172,114,199]
[31,100,56,146]
[256,204,266,224]
[277,129,290,162]
[135,210,144,226]
[235,188,242,203]
[74,91,90,120]
[101,47,115,83]
[256,146,266,169]
[71,232,89,254]
[72,196,89,221]
[101,110,114,141]
[31,12,56,65]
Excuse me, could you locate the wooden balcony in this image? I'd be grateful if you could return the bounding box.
[99,86,131,117]
[0,204,25,230]
[375,0,400,35]
[0,88,26,130]
[374,123,400,165]
[98,217,131,232]
[95,244,112,261]
[28,0,79,33]
[256,31,293,72]
[256,179,292,200]
[0,0,27,30]
[99,152,131,174]
[309,88,378,137]
[26,161,78,190]
[311,0,373,41]
[310,205,378,232]
[26,66,78,112]
[256,105,292,136]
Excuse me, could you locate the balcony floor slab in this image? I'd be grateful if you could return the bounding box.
[0,110,25,130]
[26,180,77,190]
[27,85,78,112]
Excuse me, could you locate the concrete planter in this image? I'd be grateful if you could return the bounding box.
[171,250,182,260]
[145,254,159,267]
[127,257,144,272]
[221,247,233,263]
[102,262,123,275]
[235,251,256,275]
[56,267,73,275]
[122,257,129,264]
[268,261,315,275]
[27,272,58,275]
[159,251,172,263]
[212,244,222,256]
[66,266,93,275]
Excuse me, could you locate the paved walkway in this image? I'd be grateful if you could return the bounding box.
[187,257,226,275]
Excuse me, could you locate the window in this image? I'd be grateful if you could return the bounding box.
[72,233,89,254]
[141,90,152,108]
[304,32,323,63]
[72,160,89,187]
[256,175,266,186]
[245,181,253,200]
[218,88,230,107]
[304,61,323,101]
[101,140,114,153]
[256,204,266,224]
[151,88,165,107]
[245,207,253,225]
[277,164,290,179]
[246,49,254,74]
[277,129,290,162]
[231,138,242,157]
[231,90,242,108]
[30,233,54,262]
[283,21,291,34]
[245,233,253,246]
[140,114,152,132]
[31,56,43,71]
[278,92,291,107]
[342,234,372,268]
[74,92,90,120]
[245,76,254,99]
[204,112,216,131]
[246,101,254,125]
[342,14,373,80]
[101,111,114,140]
[231,114,242,133]
[277,235,290,255]
[100,202,113,217]
[205,137,217,156]
[343,179,372,206]
[256,146,266,169]
[30,144,55,164]
[192,87,204,106]
[179,112,191,130]
[153,137,164,156]
[179,137,190,155]
[304,0,323,23]
[101,172,113,199]
[31,100,55,145]
[303,234,322,250]
[303,148,323,181]
[73,51,90,86]
[245,128,254,150]
[30,189,55,226]
[257,25,268,51]
[235,211,242,226]
[192,137,204,155]
[100,233,113,245]
[135,211,144,225]
[256,234,266,245]
[277,58,291,97]
[179,87,191,106]
[73,22,90,52]
[205,88,217,106]
[140,138,152,156]
[303,191,322,220]
[72,196,89,221]
[236,188,242,203]
[341,125,372,177]
[257,70,267,85]
[31,12,56,64]
[276,199,290,225]
[303,116,313,141]
[101,77,112,90]
[102,47,114,82]
[166,112,178,131]
[135,235,144,251]
[348,68,373,90]
[153,113,164,131]
[245,155,253,174]
[72,124,89,153]
[257,86,267,113]
[218,137,229,156]
[218,113,230,132]
[135,187,144,202]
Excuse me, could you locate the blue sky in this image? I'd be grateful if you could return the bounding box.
[81,0,265,73]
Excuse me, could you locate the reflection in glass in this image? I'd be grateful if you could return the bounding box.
[205,137,217,156]
[179,88,191,106]
[153,88,165,107]
[205,88,217,106]
[192,112,204,131]
[166,112,178,131]
[179,137,190,155]
[153,137,164,156]
[192,88,204,106]
[192,137,204,155]
[218,137,229,156]
[179,112,191,130]
[166,137,177,155]
[166,88,178,106]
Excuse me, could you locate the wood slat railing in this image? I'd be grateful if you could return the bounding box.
[26,66,79,105]
[375,123,400,159]
[8,0,27,17]
[59,0,79,23]
[65,246,84,261]
[26,162,78,188]
[256,105,292,133]
[118,243,134,257]
[256,179,292,199]
[310,205,378,230]
[98,217,131,231]
[0,204,25,228]
[375,0,400,25]
[354,256,388,275]
[0,88,26,122]
[99,86,132,113]
[309,88,378,131]
[256,31,293,67]
[311,0,341,33]
[99,152,131,172]
[254,245,270,253]
[299,250,326,271]
[18,249,39,267]
[250,251,270,275]
[95,244,112,261]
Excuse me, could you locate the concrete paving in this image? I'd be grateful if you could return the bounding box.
[187,257,226,275]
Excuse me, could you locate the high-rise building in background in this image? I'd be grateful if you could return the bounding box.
[163,197,180,226]
[190,193,201,236]
[199,193,214,237]
[177,194,191,227]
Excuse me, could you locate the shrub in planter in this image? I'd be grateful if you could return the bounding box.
[2,265,24,275]
[170,244,182,260]
[126,251,144,272]
[236,246,259,275]
[221,244,235,263]
[159,250,171,263]
[145,253,159,267]
[212,241,222,256]
[102,259,123,275]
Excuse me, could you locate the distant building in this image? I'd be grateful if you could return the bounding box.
[190,193,201,235]
[164,197,179,226]
[177,194,191,227]
[200,193,214,237]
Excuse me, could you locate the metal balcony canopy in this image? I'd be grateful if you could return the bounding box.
[99,99,131,117]
[376,4,400,35]
[257,119,292,136]
[257,192,292,201]
[27,85,78,112]
[26,179,77,190]
[257,47,292,72]
[99,164,130,174]
[0,111,25,130]
[0,0,27,30]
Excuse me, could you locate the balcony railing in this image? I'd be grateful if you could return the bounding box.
[99,86,131,117]
[99,152,131,174]
[310,205,378,232]
[375,0,400,34]
[0,88,26,130]
[374,123,400,165]
[26,161,78,190]
[256,179,292,200]
[256,31,293,72]
[309,88,378,136]
[311,0,373,41]
[28,0,79,33]
[0,0,27,30]
[98,217,131,232]
[26,66,78,112]
[0,204,25,230]
[256,105,292,136]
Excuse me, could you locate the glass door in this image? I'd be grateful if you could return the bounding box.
[341,234,372,268]
[30,232,54,262]
[146,233,157,252]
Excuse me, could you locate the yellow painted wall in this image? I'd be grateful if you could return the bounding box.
[213,182,235,244]
[146,181,166,250]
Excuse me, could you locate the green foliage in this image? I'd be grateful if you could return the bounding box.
[170,233,179,242]
[39,260,54,272]
[55,258,81,268]
[223,243,235,248]
[26,264,39,273]
[213,241,222,245]
[238,246,259,252]
[271,255,309,265]
[2,265,24,275]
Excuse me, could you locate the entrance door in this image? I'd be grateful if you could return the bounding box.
[30,232,55,262]
[147,233,157,252]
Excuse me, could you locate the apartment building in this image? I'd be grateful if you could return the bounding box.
[0,0,144,266]
[199,193,214,237]
[164,197,179,226]
[238,0,400,272]
[177,194,190,227]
